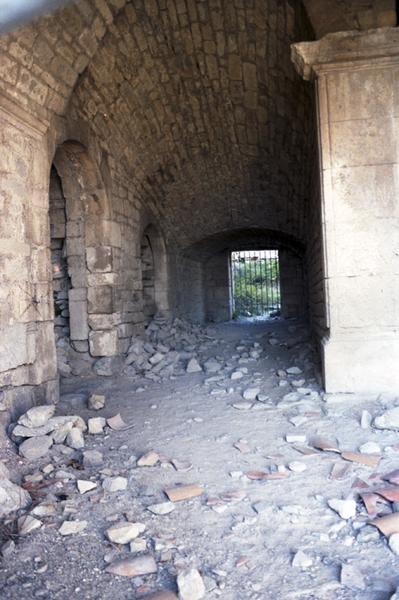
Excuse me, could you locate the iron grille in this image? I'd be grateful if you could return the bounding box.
[231,249,281,319]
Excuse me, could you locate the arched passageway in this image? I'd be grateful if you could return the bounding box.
[178,228,310,325]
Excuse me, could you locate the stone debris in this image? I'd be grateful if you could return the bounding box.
[105,554,157,577]
[19,435,53,460]
[232,401,253,411]
[231,370,244,380]
[106,521,145,544]
[0,477,31,518]
[88,417,106,434]
[18,405,55,428]
[102,476,128,492]
[18,515,42,535]
[292,550,313,568]
[77,480,97,494]
[88,394,106,410]
[147,502,176,515]
[328,498,356,520]
[203,358,222,373]
[59,520,87,536]
[165,484,204,502]
[286,366,303,375]
[130,538,147,553]
[66,427,84,449]
[374,407,399,431]
[186,358,202,373]
[288,461,307,473]
[177,568,206,600]
[359,441,381,454]
[138,451,160,467]
[242,387,260,401]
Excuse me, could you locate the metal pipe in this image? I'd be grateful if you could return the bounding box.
[0,0,69,34]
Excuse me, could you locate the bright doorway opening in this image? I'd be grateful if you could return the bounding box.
[231,249,281,319]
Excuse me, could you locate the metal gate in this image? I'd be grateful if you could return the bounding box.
[231,249,281,319]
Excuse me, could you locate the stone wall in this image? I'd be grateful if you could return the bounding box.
[279,249,306,319]
[205,252,232,323]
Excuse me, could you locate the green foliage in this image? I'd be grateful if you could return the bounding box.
[232,255,280,318]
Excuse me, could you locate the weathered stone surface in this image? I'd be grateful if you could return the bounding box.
[77,480,97,494]
[18,405,55,428]
[177,568,205,600]
[88,417,106,434]
[66,427,84,449]
[137,451,160,467]
[186,358,202,373]
[105,554,157,577]
[18,515,42,534]
[328,498,356,520]
[374,408,399,431]
[102,476,128,492]
[106,522,145,544]
[19,435,53,460]
[147,502,175,515]
[0,479,31,518]
[88,394,106,411]
[59,520,87,536]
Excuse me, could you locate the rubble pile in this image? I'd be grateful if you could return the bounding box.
[123,316,216,381]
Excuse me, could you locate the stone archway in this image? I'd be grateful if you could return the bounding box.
[140,225,169,322]
[50,141,118,365]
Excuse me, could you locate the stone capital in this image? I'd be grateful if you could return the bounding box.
[292,27,399,81]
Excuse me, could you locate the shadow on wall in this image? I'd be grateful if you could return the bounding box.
[140,224,169,322]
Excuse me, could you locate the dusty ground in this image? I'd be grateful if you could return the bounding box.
[1,319,399,599]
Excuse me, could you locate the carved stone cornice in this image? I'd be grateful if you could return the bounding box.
[0,92,49,139]
[292,27,399,81]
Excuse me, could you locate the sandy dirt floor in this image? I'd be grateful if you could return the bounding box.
[1,319,399,599]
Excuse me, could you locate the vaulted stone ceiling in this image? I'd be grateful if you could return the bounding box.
[2,0,394,251]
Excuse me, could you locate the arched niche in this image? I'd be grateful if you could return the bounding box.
[140,224,169,322]
[49,141,117,359]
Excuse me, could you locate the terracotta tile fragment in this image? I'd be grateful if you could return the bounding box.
[309,436,340,453]
[370,513,399,537]
[341,451,381,468]
[164,484,203,502]
[375,487,399,502]
[330,463,351,481]
[383,470,399,485]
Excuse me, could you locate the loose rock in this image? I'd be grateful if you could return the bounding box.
[102,476,128,492]
[59,520,87,536]
[328,498,356,520]
[19,435,53,460]
[106,522,145,544]
[105,554,157,577]
[147,502,175,515]
[88,394,106,411]
[18,405,55,428]
[177,568,205,600]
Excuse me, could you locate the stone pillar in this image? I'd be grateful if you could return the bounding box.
[292,28,399,394]
[0,94,58,423]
